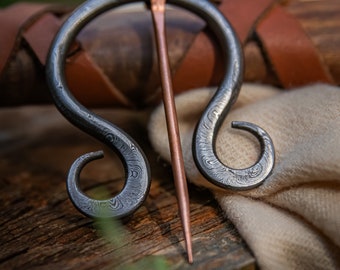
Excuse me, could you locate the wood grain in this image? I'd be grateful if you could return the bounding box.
[0,106,255,269]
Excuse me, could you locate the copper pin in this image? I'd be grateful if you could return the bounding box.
[150,0,193,264]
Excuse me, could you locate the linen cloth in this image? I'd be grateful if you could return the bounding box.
[148,84,340,269]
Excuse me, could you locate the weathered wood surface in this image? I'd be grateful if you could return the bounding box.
[0,106,255,269]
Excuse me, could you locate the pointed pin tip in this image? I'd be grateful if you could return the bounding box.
[184,227,193,264]
[187,249,194,264]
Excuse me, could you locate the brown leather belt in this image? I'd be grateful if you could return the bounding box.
[0,3,132,107]
[0,3,51,75]
[256,4,334,88]
[0,1,336,107]
[172,0,277,93]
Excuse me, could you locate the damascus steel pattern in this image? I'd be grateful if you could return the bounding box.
[190,0,275,189]
[46,0,154,219]
[46,0,275,221]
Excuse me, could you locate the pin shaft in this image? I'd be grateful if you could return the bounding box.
[150,0,193,264]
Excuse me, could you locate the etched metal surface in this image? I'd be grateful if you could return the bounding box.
[189,0,275,189]
[45,0,155,219]
[46,0,275,220]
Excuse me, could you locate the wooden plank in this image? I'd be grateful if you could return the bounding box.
[0,106,255,269]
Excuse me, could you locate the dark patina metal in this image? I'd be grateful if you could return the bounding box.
[189,1,275,189]
[46,0,275,221]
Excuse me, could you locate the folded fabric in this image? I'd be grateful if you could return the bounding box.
[148,84,340,269]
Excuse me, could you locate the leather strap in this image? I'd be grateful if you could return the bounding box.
[23,13,133,107]
[256,5,334,88]
[1,1,337,107]
[218,0,276,43]
[0,3,132,107]
[0,3,51,76]
[65,49,133,107]
[23,13,61,65]
[172,0,276,93]
[171,30,219,95]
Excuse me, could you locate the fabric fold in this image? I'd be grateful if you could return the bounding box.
[148,83,340,269]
